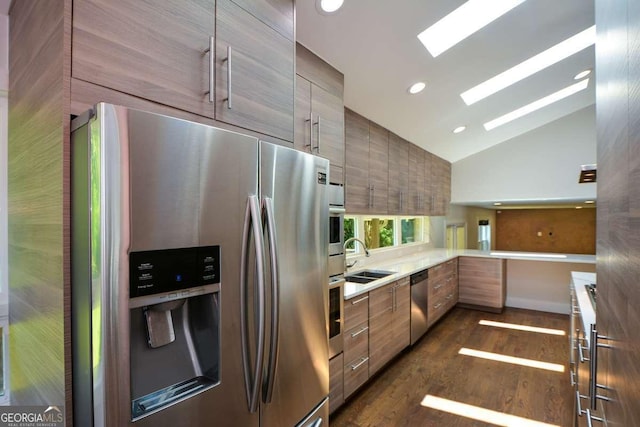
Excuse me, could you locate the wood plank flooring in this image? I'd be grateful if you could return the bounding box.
[330,307,572,427]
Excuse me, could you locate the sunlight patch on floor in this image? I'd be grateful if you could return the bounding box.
[458,348,565,372]
[421,394,561,427]
[479,319,566,336]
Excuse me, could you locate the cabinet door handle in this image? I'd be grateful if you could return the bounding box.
[351,295,369,305]
[351,357,369,371]
[433,302,442,309]
[399,191,403,211]
[313,115,321,153]
[305,114,313,152]
[223,46,232,109]
[433,283,443,290]
[351,326,369,338]
[204,36,214,103]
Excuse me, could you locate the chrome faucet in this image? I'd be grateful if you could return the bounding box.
[343,237,370,269]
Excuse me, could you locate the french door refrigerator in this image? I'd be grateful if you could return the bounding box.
[71,103,329,427]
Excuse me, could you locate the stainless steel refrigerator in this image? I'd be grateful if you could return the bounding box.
[71,103,329,427]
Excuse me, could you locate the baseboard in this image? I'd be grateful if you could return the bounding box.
[506,296,569,315]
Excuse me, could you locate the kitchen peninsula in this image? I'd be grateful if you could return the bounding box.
[344,248,595,313]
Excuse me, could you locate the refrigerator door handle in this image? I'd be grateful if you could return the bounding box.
[240,195,267,413]
[262,197,280,404]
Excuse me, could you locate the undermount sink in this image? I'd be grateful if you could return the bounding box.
[345,269,396,284]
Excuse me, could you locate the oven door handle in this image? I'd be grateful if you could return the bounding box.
[329,207,346,214]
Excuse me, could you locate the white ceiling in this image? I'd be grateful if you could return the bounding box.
[296,0,595,163]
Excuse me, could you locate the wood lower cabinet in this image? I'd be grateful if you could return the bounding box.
[458,257,506,312]
[72,0,294,142]
[343,293,370,398]
[427,259,458,327]
[369,277,410,375]
[329,353,344,414]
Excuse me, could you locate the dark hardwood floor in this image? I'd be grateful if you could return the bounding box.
[330,307,572,427]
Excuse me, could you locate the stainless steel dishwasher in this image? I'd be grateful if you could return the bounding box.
[410,269,429,345]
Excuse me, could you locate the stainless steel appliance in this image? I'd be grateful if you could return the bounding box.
[328,275,345,358]
[71,103,329,427]
[410,269,429,345]
[328,184,345,277]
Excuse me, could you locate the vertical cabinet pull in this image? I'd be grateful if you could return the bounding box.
[305,114,313,152]
[203,36,214,103]
[223,46,232,109]
[313,116,321,153]
[399,191,404,211]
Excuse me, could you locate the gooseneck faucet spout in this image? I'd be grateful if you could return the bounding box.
[343,237,370,270]
[344,237,370,256]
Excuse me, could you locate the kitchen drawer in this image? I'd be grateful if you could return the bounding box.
[344,321,369,367]
[329,353,344,414]
[344,293,369,331]
[343,355,369,398]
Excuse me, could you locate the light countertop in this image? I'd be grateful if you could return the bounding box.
[343,248,596,300]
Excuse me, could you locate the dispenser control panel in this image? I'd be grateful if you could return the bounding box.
[130,246,221,298]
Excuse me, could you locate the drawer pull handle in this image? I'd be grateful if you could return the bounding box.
[351,295,369,305]
[434,284,443,290]
[351,326,369,338]
[351,357,369,371]
[433,302,442,309]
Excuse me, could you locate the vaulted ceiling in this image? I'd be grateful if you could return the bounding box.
[297,0,595,163]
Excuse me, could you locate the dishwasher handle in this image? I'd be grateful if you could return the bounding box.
[410,269,429,285]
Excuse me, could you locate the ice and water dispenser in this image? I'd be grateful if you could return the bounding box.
[128,246,222,420]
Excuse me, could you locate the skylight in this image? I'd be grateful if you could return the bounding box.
[483,79,589,131]
[461,26,596,105]
[417,0,527,58]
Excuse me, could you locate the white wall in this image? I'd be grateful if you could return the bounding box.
[451,105,597,204]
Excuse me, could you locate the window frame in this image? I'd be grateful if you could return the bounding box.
[345,214,430,254]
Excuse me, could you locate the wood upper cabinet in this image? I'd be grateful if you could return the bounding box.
[431,155,451,216]
[369,277,410,375]
[295,43,345,184]
[72,0,294,142]
[215,0,294,142]
[345,109,370,212]
[368,122,389,211]
[295,76,345,183]
[344,109,388,213]
[387,133,409,214]
[408,144,425,215]
[458,257,506,312]
[72,0,214,118]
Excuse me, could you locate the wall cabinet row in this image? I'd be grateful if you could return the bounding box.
[344,108,451,215]
[72,0,295,142]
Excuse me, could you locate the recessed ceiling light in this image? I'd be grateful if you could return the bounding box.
[417,0,527,58]
[316,0,344,14]
[460,26,596,105]
[408,82,426,94]
[574,69,592,80]
[484,78,589,131]
[453,126,466,134]
[585,200,595,204]
[493,202,502,206]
